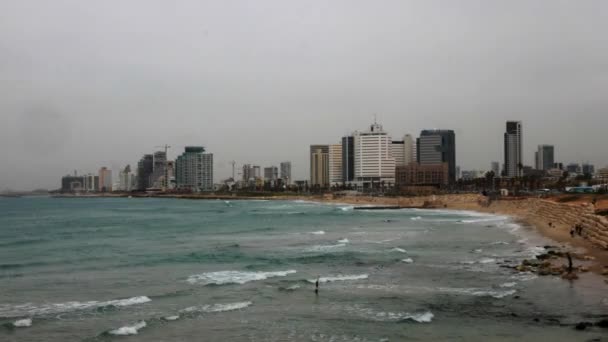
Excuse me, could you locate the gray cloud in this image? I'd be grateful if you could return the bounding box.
[1,0,607,190]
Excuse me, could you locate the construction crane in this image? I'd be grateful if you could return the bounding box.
[155,144,171,191]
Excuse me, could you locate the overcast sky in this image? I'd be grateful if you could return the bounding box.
[1,0,607,190]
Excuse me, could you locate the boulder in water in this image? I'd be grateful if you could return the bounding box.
[595,319,608,328]
[574,322,592,330]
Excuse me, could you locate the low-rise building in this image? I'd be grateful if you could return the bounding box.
[395,163,449,188]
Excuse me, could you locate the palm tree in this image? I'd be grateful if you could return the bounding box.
[485,171,495,190]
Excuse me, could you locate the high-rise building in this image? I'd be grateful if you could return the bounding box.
[329,143,343,185]
[175,146,214,192]
[264,166,279,181]
[252,166,261,179]
[353,122,395,184]
[280,161,292,184]
[417,130,456,183]
[391,141,406,166]
[82,173,99,192]
[491,161,500,175]
[504,121,522,178]
[582,163,595,175]
[534,145,554,171]
[151,151,167,188]
[392,134,416,167]
[98,167,112,192]
[566,163,580,174]
[166,160,175,189]
[310,145,329,187]
[61,174,85,192]
[403,134,416,166]
[137,154,154,190]
[341,136,355,183]
[119,165,135,191]
[242,164,252,182]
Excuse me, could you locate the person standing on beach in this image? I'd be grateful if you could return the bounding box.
[570,227,575,238]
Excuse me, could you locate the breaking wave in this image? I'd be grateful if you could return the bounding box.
[499,282,517,288]
[346,306,433,323]
[438,287,516,299]
[13,318,32,327]
[108,321,146,336]
[186,270,296,285]
[390,248,407,253]
[304,244,346,252]
[308,274,369,283]
[0,296,151,318]
[181,301,252,313]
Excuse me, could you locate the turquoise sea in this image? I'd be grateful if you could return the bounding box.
[0,197,606,341]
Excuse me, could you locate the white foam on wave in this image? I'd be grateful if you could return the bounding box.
[13,318,32,327]
[337,238,350,244]
[390,247,407,253]
[490,241,509,245]
[109,321,147,336]
[438,287,516,299]
[525,246,547,258]
[460,216,508,224]
[500,282,517,288]
[0,296,151,318]
[186,270,296,285]
[472,249,483,253]
[402,258,414,264]
[411,216,422,221]
[340,206,354,212]
[310,230,325,235]
[308,274,369,283]
[478,258,496,264]
[163,315,180,321]
[346,306,434,323]
[181,301,252,314]
[304,244,346,252]
[510,272,538,282]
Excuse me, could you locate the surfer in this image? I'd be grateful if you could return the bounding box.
[315,277,319,295]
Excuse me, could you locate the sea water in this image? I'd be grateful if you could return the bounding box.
[0,197,606,341]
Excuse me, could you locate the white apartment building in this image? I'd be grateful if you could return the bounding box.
[353,122,395,184]
[391,134,416,167]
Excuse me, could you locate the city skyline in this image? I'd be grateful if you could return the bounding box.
[11,116,608,191]
[2,1,608,190]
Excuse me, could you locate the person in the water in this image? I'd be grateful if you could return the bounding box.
[315,277,319,294]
